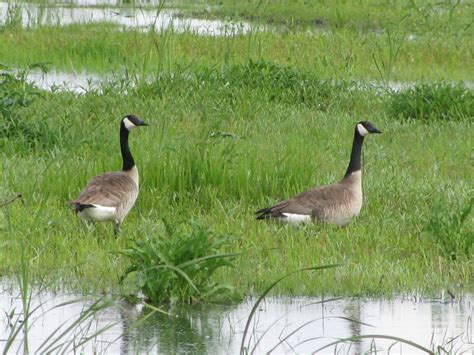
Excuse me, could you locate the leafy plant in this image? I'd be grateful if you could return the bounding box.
[424,198,473,261]
[389,83,474,121]
[120,220,240,305]
[0,63,45,114]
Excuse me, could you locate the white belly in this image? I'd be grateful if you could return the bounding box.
[78,205,116,222]
[281,213,312,225]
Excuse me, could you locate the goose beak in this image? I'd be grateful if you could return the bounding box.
[138,121,149,126]
[371,127,382,134]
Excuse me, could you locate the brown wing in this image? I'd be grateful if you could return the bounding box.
[70,172,138,208]
[256,183,352,218]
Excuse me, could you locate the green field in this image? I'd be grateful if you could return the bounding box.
[0,0,473,299]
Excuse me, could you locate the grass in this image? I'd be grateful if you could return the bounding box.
[0,22,472,81]
[0,61,472,297]
[424,198,473,261]
[0,1,473,298]
[176,0,474,33]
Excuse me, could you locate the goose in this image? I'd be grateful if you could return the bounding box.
[255,121,381,226]
[69,115,148,234]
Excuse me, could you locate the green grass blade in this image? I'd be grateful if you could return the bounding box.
[37,299,112,353]
[177,252,241,269]
[240,264,341,354]
[311,334,434,354]
[250,297,345,352]
[266,316,374,353]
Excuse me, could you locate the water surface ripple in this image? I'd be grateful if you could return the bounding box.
[1,288,472,354]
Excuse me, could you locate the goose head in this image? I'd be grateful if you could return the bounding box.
[122,114,148,131]
[356,121,382,137]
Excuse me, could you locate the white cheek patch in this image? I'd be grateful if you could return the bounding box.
[357,124,370,136]
[123,117,136,130]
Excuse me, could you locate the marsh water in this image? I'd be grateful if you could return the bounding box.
[0,1,252,35]
[1,2,473,354]
[1,287,472,354]
[20,70,474,95]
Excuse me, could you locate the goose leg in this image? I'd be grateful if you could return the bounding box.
[114,221,121,235]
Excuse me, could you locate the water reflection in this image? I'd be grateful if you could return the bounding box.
[52,0,166,6]
[344,298,362,354]
[1,287,472,354]
[119,302,237,354]
[118,296,473,354]
[0,1,252,36]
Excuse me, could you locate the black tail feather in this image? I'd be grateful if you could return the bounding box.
[71,203,96,213]
[255,207,284,220]
[255,207,271,215]
[256,213,270,220]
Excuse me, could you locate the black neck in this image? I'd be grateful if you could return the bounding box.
[344,129,364,178]
[120,122,135,171]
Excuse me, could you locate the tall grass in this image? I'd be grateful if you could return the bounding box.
[372,15,410,90]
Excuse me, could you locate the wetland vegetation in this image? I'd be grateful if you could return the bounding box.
[0,0,473,301]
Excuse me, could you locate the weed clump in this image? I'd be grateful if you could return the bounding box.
[120,220,239,305]
[389,83,474,121]
[424,198,473,261]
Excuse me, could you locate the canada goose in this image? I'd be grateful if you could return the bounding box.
[256,121,381,226]
[69,115,148,234]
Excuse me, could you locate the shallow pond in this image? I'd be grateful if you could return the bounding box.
[0,1,252,35]
[1,286,472,354]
